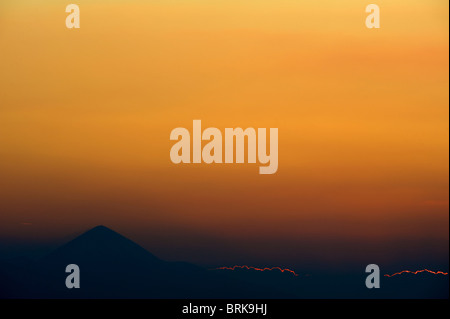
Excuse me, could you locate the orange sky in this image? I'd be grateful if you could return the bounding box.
[0,0,448,266]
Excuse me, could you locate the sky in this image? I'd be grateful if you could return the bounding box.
[0,0,448,273]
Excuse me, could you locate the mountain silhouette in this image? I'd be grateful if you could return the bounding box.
[0,226,290,299]
[41,225,161,270]
[0,226,447,298]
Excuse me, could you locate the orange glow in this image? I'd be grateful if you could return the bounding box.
[0,0,448,268]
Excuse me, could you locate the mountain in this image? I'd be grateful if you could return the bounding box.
[0,226,290,299]
[1,226,447,298]
[40,225,162,274]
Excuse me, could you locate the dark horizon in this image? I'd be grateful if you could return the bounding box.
[1,223,448,274]
[0,225,448,299]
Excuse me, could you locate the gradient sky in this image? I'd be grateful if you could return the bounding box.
[0,0,448,272]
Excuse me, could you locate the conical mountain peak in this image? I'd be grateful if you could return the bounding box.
[42,225,160,266]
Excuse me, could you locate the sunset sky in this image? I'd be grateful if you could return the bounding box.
[0,0,448,272]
